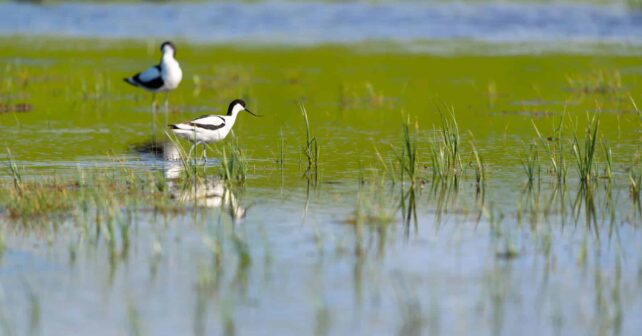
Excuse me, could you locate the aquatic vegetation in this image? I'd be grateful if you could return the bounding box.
[469,135,485,191]
[629,94,641,118]
[567,69,622,95]
[629,152,641,207]
[487,81,498,108]
[572,117,599,183]
[430,109,462,180]
[4,178,76,220]
[220,137,248,184]
[339,82,392,110]
[521,143,539,187]
[0,161,229,222]
[164,131,206,181]
[399,116,418,185]
[126,301,145,336]
[5,149,22,191]
[532,118,567,184]
[278,128,285,170]
[601,138,613,180]
[346,170,396,226]
[300,102,319,178]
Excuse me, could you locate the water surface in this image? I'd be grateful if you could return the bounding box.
[0,10,641,336]
[2,1,642,53]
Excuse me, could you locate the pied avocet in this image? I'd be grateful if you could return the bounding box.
[124,41,183,116]
[169,99,257,160]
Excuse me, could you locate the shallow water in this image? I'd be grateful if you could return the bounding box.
[0,8,641,336]
[2,1,642,53]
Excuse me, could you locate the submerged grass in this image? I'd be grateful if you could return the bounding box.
[629,152,641,207]
[399,116,418,185]
[219,136,248,184]
[300,102,320,178]
[572,117,599,183]
[532,118,567,184]
[430,109,462,180]
[0,157,218,222]
[521,143,539,187]
[601,138,613,180]
[567,69,622,95]
[469,136,486,193]
[164,130,249,185]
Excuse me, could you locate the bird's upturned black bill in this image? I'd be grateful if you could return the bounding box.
[245,108,260,117]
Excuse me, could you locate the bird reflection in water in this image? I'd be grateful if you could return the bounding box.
[133,138,246,220]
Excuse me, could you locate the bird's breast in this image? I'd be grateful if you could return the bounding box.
[162,62,183,90]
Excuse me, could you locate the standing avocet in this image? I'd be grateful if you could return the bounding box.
[169,99,257,160]
[124,41,183,118]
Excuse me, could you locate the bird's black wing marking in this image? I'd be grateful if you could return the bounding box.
[189,121,226,131]
[194,115,226,122]
[132,65,164,89]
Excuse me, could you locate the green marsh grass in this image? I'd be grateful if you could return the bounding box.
[572,117,599,183]
[629,152,641,208]
[5,148,22,192]
[338,82,389,110]
[279,128,285,170]
[393,117,419,229]
[164,131,206,181]
[399,116,418,186]
[532,118,567,184]
[220,137,248,184]
[469,135,485,192]
[347,169,396,227]
[601,138,613,180]
[521,144,539,187]
[629,94,641,118]
[374,145,398,185]
[1,162,193,222]
[299,102,319,178]
[164,130,249,184]
[430,110,462,180]
[567,69,622,95]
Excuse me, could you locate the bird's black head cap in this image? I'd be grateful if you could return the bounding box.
[227,99,247,115]
[160,41,177,55]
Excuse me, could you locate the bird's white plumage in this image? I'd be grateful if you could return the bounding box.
[190,115,226,126]
[170,101,249,145]
[171,115,233,144]
[124,42,182,93]
[160,54,182,91]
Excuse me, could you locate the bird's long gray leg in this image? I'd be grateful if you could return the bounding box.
[151,93,157,137]
[164,92,169,125]
[203,144,208,163]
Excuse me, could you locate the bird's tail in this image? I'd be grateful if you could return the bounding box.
[123,77,138,87]
[169,123,198,142]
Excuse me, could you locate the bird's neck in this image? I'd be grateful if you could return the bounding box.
[161,53,176,65]
[226,112,239,125]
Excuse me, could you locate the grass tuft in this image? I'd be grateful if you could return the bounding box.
[430,109,462,180]
[572,117,599,183]
[532,118,567,184]
[219,136,248,184]
[567,69,622,95]
[521,143,539,187]
[399,116,418,185]
[300,102,319,177]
